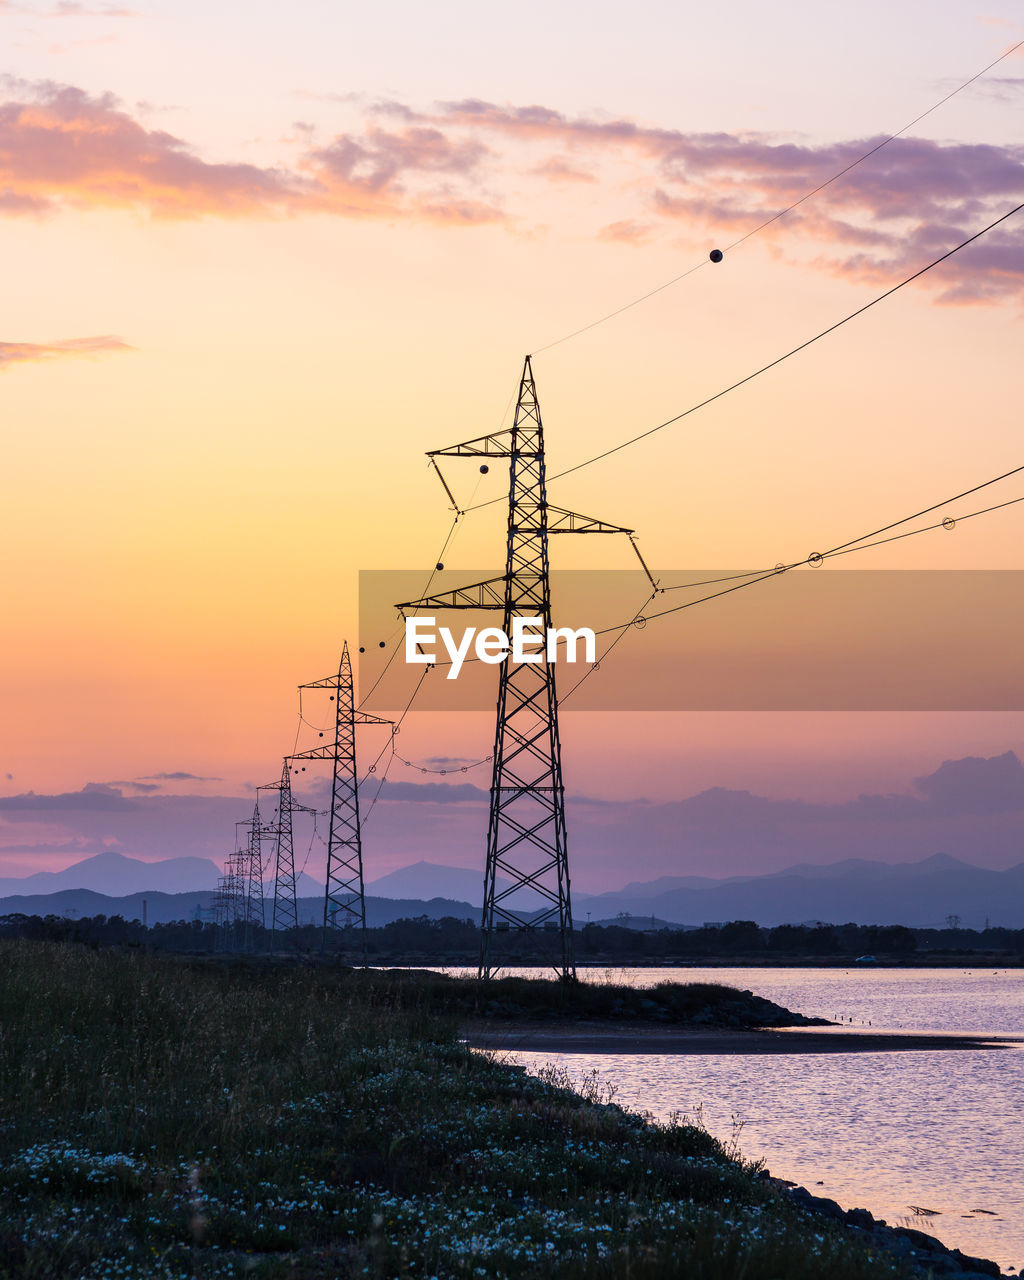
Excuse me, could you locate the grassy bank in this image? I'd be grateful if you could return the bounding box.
[0,941,941,1278]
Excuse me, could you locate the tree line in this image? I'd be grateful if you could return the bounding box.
[2,911,1023,960]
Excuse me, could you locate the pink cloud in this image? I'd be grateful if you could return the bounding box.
[0,83,302,217]
[1,81,1021,300]
[0,81,502,226]
[531,155,596,183]
[305,123,503,224]
[310,125,487,190]
[0,334,132,370]
[598,218,654,245]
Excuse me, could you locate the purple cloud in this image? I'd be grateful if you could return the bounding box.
[137,771,223,782]
[395,98,1024,303]
[0,783,136,812]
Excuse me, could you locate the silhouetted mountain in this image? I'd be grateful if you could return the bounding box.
[6,852,1023,931]
[586,857,1024,929]
[0,852,222,897]
[615,873,757,897]
[0,889,215,925]
[291,872,325,896]
[758,852,978,881]
[0,888,478,928]
[365,860,552,907]
[360,854,1024,928]
[366,861,491,903]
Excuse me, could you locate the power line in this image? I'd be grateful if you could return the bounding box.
[533,37,1024,355]
[823,462,1024,556]
[558,482,1024,706]
[654,465,1024,594]
[465,199,1024,512]
[394,750,492,775]
[355,513,461,712]
[357,664,434,828]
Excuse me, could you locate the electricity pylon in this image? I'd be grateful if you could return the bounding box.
[244,802,266,933]
[214,803,265,952]
[397,355,636,980]
[292,642,392,954]
[259,759,317,938]
[213,849,245,951]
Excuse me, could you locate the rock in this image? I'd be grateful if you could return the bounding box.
[786,1186,845,1221]
[914,1252,960,1275]
[844,1207,875,1229]
[949,1253,1000,1278]
[895,1226,946,1253]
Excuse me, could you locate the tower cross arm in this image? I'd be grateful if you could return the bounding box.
[427,429,517,459]
[397,574,506,612]
[353,710,394,727]
[297,676,397,726]
[546,506,635,535]
[290,745,335,762]
[290,715,392,765]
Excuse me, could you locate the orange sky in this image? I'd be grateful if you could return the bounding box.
[2,1,1024,876]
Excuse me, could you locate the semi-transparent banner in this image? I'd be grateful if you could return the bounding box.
[357,569,1024,712]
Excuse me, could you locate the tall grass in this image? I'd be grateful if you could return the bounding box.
[0,942,916,1278]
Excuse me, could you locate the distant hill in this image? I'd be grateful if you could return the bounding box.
[0,889,216,925]
[582,856,1024,929]
[4,852,1023,930]
[366,861,488,903]
[0,888,478,928]
[0,852,222,897]
[366,860,544,908]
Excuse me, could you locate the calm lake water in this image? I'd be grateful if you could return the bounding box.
[470,967,1024,1273]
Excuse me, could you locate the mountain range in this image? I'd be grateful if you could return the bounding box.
[580,852,1024,929]
[1,851,1021,929]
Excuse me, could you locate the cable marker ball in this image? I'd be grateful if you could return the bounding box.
[436,562,444,570]
[479,464,489,474]
[378,641,385,649]
[709,249,723,263]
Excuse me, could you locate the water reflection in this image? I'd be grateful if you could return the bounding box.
[460,967,1024,1270]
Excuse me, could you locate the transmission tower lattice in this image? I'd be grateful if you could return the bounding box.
[213,849,245,951]
[214,802,266,952]
[293,642,392,949]
[259,759,317,937]
[398,355,631,980]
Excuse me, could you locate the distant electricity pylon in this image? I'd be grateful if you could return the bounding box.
[214,802,267,952]
[292,641,392,954]
[213,849,244,951]
[398,355,635,981]
[259,759,317,938]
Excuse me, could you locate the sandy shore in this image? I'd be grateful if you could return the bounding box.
[463,1021,1024,1055]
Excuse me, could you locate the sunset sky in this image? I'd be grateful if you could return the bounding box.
[3,0,1024,886]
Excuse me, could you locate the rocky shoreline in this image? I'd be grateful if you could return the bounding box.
[773,1177,1008,1278]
